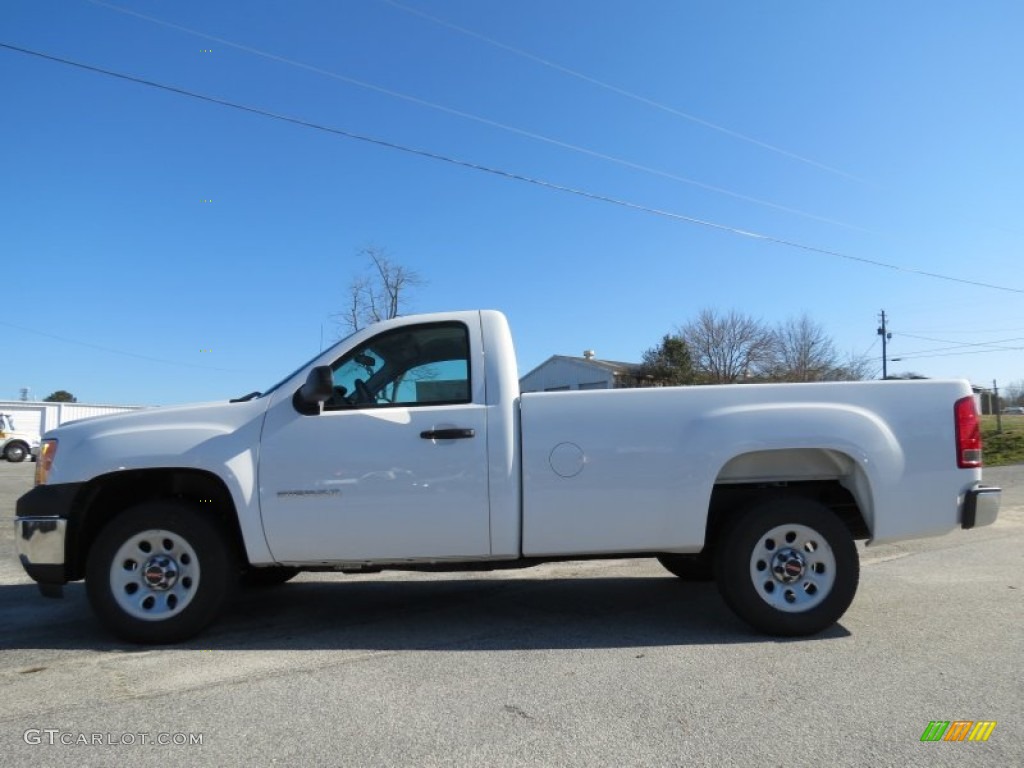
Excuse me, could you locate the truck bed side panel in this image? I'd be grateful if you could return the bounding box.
[519,380,980,556]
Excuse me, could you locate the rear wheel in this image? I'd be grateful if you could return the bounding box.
[715,497,858,636]
[86,501,237,643]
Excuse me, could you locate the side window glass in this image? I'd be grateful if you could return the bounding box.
[391,358,469,403]
[326,322,470,409]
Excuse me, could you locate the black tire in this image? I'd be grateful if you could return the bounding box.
[86,501,238,644]
[4,441,28,463]
[715,497,859,637]
[242,566,300,588]
[657,552,715,582]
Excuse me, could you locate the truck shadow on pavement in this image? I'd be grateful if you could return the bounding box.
[0,574,852,651]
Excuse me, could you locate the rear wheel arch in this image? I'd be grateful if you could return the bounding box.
[707,448,874,542]
[661,463,871,584]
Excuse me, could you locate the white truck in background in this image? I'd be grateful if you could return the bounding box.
[1,413,39,462]
[15,310,1001,643]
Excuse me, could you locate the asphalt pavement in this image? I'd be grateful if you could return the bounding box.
[1,460,1021,767]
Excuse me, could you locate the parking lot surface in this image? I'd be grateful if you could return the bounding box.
[1,460,1021,767]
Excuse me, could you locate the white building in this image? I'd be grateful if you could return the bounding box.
[0,400,147,438]
[519,352,642,393]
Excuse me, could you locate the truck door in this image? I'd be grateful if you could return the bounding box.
[258,320,491,562]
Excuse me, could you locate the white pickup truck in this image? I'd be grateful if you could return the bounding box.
[16,310,1001,643]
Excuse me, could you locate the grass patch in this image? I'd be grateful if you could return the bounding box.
[981,415,1024,467]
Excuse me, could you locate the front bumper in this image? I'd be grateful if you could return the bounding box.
[962,486,1001,530]
[15,481,83,597]
[15,518,67,596]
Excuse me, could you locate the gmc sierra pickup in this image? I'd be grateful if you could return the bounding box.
[15,310,1001,643]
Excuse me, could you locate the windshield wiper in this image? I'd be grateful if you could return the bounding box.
[230,391,262,403]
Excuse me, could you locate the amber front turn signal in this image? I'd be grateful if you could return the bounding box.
[35,439,58,486]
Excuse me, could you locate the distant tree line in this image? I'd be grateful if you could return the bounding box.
[1000,380,1024,407]
[44,390,77,402]
[330,250,938,390]
[637,309,872,386]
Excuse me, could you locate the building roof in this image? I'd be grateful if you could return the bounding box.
[519,354,641,381]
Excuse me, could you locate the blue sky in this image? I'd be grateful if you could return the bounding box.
[2,0,1022,405]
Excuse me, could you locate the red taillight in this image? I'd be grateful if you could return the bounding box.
[954,396,982,468]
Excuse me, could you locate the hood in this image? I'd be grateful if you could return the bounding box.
[46,398,272,485]
[45,401,225,438]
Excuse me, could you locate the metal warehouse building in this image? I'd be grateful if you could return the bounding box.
[0,400,146,438]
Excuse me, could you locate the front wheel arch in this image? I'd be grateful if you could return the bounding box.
[70,468,248,582]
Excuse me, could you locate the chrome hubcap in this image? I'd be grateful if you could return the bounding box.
[771,548,807,584]
[110,529,199,621]
[750,523,836,613]
[142,554,179,590]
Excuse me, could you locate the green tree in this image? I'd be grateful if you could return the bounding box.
[638,334,698,386]
[44,390,77,402]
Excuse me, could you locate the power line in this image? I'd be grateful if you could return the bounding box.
[3,41,1023,296]
[858,338,879,359]
[898,332,1024,346]
[893,347,1024,361]
[379,0,869,184]
[0,319,257,373]
[898,327,1024,335]
[85,0,860,231]
[893,333,1024,358]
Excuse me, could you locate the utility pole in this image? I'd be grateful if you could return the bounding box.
[877,310,891,379]
[993,379,1002,434]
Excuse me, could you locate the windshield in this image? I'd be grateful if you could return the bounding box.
[257,329,359,400]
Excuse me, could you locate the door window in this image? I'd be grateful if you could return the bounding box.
[326,322,471,409]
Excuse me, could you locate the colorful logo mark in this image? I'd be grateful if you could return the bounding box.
[920,721,996,742]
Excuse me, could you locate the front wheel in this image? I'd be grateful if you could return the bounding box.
[86,501,237,644]
[715,498,859,636]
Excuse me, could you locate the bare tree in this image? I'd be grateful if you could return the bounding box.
[886,371,928,380]
[767,314,871,382]
[835,352,874,382]
[679,309,775,383]
[339,246,425,333]
[1004,380,1024,406]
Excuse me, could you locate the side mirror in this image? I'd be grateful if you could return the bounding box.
[293,366,334,415]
